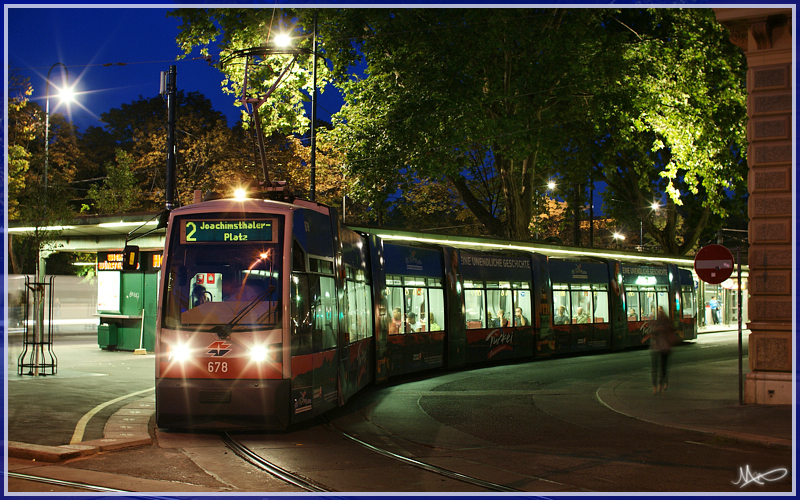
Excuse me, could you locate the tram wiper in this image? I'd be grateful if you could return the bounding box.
[213,285,276,340]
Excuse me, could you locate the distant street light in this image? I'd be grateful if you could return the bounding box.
[535,179,557,240]
[613,231,626,248]
[44,62,73,192]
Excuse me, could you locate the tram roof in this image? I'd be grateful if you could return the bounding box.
[350,226,747,272]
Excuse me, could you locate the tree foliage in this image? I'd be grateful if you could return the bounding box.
[87,149,140,214]
[314,8,746,252]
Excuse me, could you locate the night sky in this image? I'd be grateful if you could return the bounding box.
[6,6,342,133]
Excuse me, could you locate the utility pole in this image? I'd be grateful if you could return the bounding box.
[162,66,177,211]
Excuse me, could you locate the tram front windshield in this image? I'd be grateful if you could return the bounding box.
[162,241,282,330]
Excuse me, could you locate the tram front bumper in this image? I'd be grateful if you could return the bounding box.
[155,378,290,431]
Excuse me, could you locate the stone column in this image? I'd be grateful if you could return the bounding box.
[714,8,793,404]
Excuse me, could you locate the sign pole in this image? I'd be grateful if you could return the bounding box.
[737,246,743,405]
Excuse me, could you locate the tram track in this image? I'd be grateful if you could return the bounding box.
[220,432,329,492]
[221,423,520,493]
[321,419,522,492]
[7,472,130,493]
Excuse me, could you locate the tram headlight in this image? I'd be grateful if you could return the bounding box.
[170,343,192,363]
[250,345,269,363]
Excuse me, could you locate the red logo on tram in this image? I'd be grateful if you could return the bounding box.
[207,341,232,357]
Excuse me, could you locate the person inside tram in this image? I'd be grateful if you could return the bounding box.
[554,305,569,325]
[192,284,208,307]
[428,312,441,331]
[515,307,529,326]
[575,307,590,324]
[406,312,421,333]
[487,310,496,327]
[389,307,402,335]
[497,309,509,328]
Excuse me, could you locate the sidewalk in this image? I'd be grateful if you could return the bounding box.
[596,329,793,450]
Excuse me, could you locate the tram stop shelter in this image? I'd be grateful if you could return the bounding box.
[8,213,167,353]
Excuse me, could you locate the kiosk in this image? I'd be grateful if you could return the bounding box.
[96,251,161,351]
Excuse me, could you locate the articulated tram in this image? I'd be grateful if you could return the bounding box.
[154,196,697,430]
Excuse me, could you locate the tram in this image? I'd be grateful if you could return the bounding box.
[152,196,697,430]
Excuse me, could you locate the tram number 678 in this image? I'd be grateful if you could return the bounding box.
[208,361,228,373]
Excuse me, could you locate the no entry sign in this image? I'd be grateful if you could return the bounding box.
[694,244,735,284]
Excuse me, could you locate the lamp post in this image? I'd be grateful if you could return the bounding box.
[222,24,319,200]
[535,180,557,240]
[44,63,73,192]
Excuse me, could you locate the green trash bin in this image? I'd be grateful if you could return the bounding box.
[98,323,118,350]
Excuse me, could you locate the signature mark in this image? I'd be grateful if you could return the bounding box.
[732,465,788,488]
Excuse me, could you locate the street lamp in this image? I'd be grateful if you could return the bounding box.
[613,231,626,248]
[44,63,73,192]
[535,179,557,240]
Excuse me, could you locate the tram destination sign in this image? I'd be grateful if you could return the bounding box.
[181,218,277,243]
[694,244,735,284]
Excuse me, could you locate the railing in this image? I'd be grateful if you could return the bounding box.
[17,276,58,376]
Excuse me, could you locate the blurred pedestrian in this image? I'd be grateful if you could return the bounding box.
[642,306,674,394]
[709,296,719,325]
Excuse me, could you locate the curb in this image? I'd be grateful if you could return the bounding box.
[8,396,155,463]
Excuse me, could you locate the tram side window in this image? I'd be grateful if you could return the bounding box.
[346,278,373,343]
[592,284,609,323]
[638,288,661,320]
[656,287,669,317]
[385,275,445,334]
[427,283,445,332]
[386,277,404,335]
[512,287,532,327]
[291,273,337,352]
[626,290,641,320]
[314,276,338,351]
[682,286,695,318]
[571,287,592,324]
[485,283,512,327]
[553,285,570,325]
[464,281,486,329]
[291,274,312,355]
[403,277,427,332]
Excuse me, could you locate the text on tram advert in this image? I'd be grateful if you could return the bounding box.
[180,218,278,244]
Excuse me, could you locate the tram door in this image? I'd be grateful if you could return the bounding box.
[289,205,340,424]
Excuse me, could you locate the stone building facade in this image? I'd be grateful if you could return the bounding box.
[714,8,793,404]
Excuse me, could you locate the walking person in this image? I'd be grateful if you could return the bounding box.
[642,306,675,394]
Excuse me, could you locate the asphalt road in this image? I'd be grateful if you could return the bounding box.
[7,331,793,493]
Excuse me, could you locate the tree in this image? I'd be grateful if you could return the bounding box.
[170,8,332,141]
[170,8,747,251]
[321,8,607,240]
[87,149,140,214]
[7,72,78,274]
[86,91,256,210]
[584,9,748,254]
